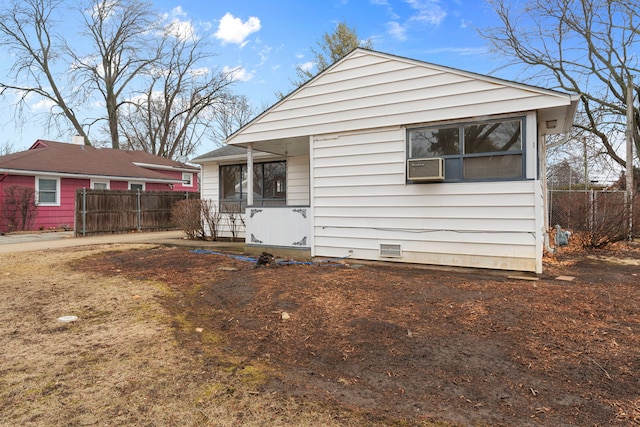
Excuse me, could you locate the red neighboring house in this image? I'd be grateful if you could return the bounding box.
[0,139,200,232]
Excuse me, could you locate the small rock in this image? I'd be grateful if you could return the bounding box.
[281,312,290,320]
[57,316,78,323]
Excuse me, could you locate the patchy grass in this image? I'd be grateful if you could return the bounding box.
[0,245,443,427]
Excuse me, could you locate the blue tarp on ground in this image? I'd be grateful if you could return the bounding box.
[190,249,347,266]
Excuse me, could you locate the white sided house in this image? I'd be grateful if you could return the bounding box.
[193,49,578,273]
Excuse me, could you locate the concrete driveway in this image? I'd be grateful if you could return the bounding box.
[0,230,186,254]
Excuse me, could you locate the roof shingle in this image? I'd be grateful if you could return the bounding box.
[0,140,198,181]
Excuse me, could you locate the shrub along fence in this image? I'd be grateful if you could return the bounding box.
[75,189,199,236]
[549,189,638,247]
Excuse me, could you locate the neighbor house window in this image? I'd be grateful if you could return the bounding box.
[129,182,144,191]
[182,172,193,187]
[91,180,109,190]
[407,117,525,182]
[35,177,60,206]
[219,161,286,211]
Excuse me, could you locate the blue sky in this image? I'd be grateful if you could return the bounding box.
[1,0,510,156]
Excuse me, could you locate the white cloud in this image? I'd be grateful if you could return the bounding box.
[387,22,407,41]
[31,98,56,111]
[371,0,400,21]
[89,0,117,22]
[168,20,197,41]
[223,65,254,82]
[422,46,488,56]
[298,61,314,73]
[406,0,447,26]
[375,0,444,41]
[171,5,187,17]
[214,13,261,46]
[163,7,197,41]
[256,45,272,67]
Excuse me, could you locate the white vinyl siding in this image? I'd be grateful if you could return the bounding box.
[199,163,239,239]
[287,155,310,205]
[311,127,542,272]
[199,163,219,200]
[229,51,573,146]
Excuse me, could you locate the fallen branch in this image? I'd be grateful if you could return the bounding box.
[589,357,612,380]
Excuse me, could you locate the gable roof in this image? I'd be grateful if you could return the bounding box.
[0,140,198,182]
[226,48,579,153]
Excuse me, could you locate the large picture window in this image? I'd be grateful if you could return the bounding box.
[408,118,525,182]
[220,161,286,211]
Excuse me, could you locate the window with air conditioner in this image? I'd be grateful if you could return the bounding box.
[407,158,444,180]
[407,117,525,183]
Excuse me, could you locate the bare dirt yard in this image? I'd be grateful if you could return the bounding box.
[1,240,639,427]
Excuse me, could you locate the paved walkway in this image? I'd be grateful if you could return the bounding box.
[0,230,244,254]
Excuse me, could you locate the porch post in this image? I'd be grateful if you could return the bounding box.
[247,142,254,206]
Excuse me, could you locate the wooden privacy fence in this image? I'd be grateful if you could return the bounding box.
[75,189,199,236]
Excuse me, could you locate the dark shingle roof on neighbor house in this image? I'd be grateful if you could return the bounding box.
[0,140,198,181]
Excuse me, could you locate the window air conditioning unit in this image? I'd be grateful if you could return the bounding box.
[407,158,444,181]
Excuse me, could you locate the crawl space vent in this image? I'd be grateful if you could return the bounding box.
[379,244,402,258]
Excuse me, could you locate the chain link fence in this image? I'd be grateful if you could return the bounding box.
[548,189,638,246]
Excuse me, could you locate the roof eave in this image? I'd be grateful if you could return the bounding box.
[0,168,183,184]
[132,162,199,172]
[191,151,280,164]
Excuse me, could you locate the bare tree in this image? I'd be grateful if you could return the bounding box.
[0,0,163,148]
[482,0,640,168]
[0,0,88,143]
[0,140,17,156]
[69,0,162,149]
[120,27,237,159]
[208,94,256,146]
